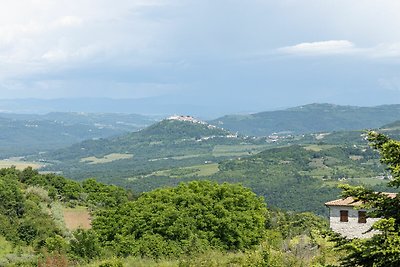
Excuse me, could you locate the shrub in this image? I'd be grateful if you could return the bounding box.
[93,181,268,258]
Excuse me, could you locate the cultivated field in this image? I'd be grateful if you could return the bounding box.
[303,144,337,152]
[151,163,220,178]
[80,153,133,164]
[0,158,43,170]
[212,144,268,157]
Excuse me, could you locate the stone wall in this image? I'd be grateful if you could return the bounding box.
[329,206,379,239]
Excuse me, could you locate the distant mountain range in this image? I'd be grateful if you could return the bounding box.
[210,103,400,136]
[0,112,156,157]
[0,97,232,118]
[2,102,400,158]
[0,102,399,216]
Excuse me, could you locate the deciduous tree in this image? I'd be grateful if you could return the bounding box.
[93,181,268,258]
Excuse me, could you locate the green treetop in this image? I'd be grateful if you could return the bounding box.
[338,132,400,267]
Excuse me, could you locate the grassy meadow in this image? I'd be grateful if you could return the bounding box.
[0,158,43,170]
[80,153,133,164]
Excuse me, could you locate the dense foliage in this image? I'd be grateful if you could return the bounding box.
[123,144,388,215]
[0,167,340,266]
[337,132,400,266]
[0,168,133,266]
[93,181,268,258]
[0,168,62,254]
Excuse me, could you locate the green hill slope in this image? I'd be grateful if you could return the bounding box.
[0,112,155,157]
[38,117,277,182]
[125,143,392,215]
[0,167,130,266]
[210,103,400,136]
[32,115,400,216]
[0,167,337,266]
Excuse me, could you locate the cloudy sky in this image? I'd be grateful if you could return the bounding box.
[1,0,400,114]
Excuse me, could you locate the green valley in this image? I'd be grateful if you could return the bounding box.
[27,115,400,216]
[36,117,283,183]
[0,112,155,157]
[0,106,399,266]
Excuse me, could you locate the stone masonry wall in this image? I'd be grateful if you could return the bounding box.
[329,206,379,239]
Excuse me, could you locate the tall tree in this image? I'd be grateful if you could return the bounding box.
[338,132,400,267]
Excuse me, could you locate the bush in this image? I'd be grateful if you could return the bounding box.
[69,229,100,260]
[97,258,124,267]
[93,181,268,258]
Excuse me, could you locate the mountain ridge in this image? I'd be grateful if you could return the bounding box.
[0,112,156,157]
[210,103,400,136]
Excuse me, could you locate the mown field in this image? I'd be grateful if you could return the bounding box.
[0,158,43,170]
[63,206,92,230]
[80,153,133,164]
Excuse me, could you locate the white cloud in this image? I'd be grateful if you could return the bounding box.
[53,16,83,28]
[370,43,400,59]
[1,0,400,102]
[278,40,356,55]
[278,40,400,61]
[0,0,173,79]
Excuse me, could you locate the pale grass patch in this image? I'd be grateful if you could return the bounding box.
[152,163,220,178]
[303,145,336,152]
[80,153,133,164]
[63,206,92,230]
[0,159,43,170]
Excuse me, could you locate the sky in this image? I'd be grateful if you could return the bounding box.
[1,0,400,115]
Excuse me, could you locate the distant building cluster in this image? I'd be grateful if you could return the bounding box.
[267,133,293,143]
[167,115,218,130]
[167,115,204,124]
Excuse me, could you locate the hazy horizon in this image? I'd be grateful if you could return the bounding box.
[0,98,399,119]
[1,1,400,116]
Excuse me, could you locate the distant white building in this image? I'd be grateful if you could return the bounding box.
[167,115,204,124]
[325,193,397,239]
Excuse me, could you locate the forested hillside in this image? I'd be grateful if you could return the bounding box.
[29,116,400,216]
[126,143,392,215]
[0,167,131,266]
[0,167,339,266]
[37,118,283,181]
[0,112,155,157]
[1,110,398,266]
[210,103,400,136]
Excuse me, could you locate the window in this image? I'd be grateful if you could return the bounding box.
[340,210,348,222]
[358,211,367,223]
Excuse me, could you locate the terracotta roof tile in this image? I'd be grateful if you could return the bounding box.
[325,197,362,207]
[325,193,397,207]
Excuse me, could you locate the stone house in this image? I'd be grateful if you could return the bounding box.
[325,193,396,239]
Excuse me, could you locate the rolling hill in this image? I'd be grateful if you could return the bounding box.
[33,116,400,216]
[210,103,400,136]
[126,143,392,215]
[0,112,155,157]
[14,108,400,216]
[36,116,277,182]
